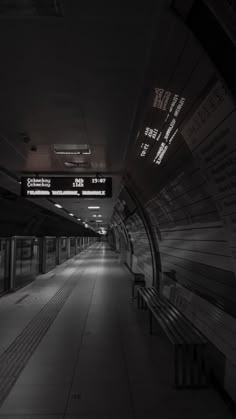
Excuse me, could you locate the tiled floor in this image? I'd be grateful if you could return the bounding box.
[0,243,234,418]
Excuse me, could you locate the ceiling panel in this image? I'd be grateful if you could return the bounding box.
[0,0,63,17]
[0,0,168,228]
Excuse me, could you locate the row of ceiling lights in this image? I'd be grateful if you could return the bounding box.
[18,178,106,233]
[89,207,103,226]
[53,203,103,228]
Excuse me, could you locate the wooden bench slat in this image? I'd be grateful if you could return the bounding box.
[136,286,209,388]
[137,287,205,343]
[138,288,186,340]
[138,289,185,343]
[150,304,185,344]
[150,295,205,344]
[151,304,203,344]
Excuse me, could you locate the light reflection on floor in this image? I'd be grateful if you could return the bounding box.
[0,243,234,419]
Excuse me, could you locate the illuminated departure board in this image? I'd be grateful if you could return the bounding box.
[137,87,186,166]
[21,176,112,198]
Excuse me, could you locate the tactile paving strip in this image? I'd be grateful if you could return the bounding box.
[0,270,84,406]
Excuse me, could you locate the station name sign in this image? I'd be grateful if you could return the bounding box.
[21,176,112,198]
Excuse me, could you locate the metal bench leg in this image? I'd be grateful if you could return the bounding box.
[192,344,208,388]
[174,344,184,389]
[174,345,179,388]
[149,310,153,335]
[141,297,144,310]
[132,283,135,299]
[200,344,208,387]
[189,344,195,387]
[137,292,140,308]
[182,344,188,388]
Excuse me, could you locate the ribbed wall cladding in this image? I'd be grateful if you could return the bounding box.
[111,8,236,401]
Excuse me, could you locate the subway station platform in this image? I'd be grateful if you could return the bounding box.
[0,242,234,419]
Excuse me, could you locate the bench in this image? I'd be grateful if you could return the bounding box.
[137,286,208,389]
[131,273,145,299]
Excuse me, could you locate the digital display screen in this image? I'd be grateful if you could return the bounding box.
[136,87,186,166]
[21,176,112,198]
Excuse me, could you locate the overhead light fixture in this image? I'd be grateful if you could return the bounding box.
[97,214,102,217]
[77,218,81,221]
[53,144,91,155]
[69,213,74,216]
[92,215,97,217]
[88,206,100,209]
[54,203,62,209]
[64,161,91,168]
[96,220,103,223]
[84,223,88,228]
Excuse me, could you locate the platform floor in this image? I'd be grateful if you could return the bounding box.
[0,242,234,419]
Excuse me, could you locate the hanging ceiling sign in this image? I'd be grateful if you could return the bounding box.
[21,176,112,198]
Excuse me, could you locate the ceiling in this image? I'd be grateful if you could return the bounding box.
[0,0,169,232]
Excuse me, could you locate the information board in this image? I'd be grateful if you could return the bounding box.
[21,176,112,198]
[136,86,186,166]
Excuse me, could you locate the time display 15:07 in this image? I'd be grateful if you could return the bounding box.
[91,178,106,183]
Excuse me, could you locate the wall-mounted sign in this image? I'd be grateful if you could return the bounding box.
[21,176,112,198]
[137,87,186,165]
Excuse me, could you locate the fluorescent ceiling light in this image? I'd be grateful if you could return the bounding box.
[77,218,81,221]
[69,213,74,216]
[97,214,102,217]
[88,206,100,209]
[55,151,81,155]
[92,215,97,217]
[54,203,62,209]
[96,220,102,223]
[53,144,91,155]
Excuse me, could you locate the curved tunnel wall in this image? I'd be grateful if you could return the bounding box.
[114,5,236,401]
[110,191,154,288]
[125,212,153,287]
